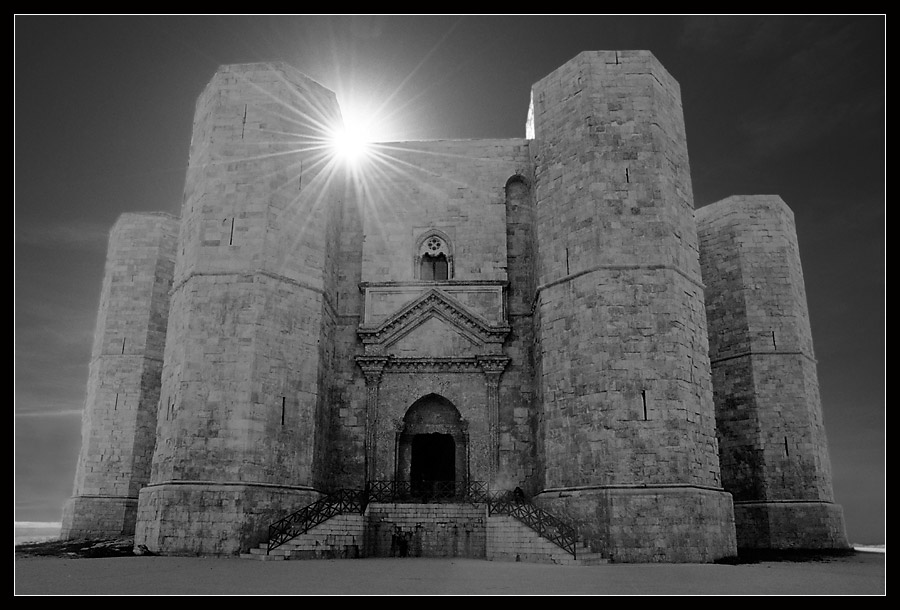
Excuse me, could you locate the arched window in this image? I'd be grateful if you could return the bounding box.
[416,233,453,281]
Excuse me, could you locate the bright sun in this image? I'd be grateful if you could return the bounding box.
[330,112,374,165]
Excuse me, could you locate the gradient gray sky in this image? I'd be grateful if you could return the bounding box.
[14,15,885,544]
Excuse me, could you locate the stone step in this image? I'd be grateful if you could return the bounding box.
[240,552,284,561]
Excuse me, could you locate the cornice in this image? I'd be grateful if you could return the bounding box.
[355,355,511,375]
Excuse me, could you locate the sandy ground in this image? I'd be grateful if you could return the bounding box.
[14,552,885,595]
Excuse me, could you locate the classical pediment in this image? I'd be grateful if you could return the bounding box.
[357,288,509,351]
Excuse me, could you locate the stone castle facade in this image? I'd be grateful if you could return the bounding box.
[60,51,848,562]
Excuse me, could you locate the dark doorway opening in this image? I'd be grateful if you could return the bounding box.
[411,433,456,499]
[420,253,449,281]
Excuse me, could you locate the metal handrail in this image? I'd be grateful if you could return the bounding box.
[266,488,366,554]
[486,490,579,558]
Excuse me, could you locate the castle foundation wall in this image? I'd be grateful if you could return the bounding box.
[60,496,138,540]
[135,483,321,555]
[733,501,849,550]
[535,486,737,562]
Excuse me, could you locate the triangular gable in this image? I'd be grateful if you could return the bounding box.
[358,288,509,349]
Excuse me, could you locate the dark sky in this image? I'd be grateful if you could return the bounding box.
[14,15,885,544]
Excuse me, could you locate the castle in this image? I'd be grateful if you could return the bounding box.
[60,51,848,562]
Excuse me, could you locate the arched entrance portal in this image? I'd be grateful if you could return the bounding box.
[397,394,468,499]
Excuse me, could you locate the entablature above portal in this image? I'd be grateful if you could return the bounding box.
[360,280,507,326]
[355,354,511,376]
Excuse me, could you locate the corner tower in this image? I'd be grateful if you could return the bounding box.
[134,63,344,555]
[697,195,849,550]
[529,51,736,562]
[61,213,178,539]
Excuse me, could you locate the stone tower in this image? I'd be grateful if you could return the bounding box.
[527,51,736,562]
[134,63,345,555]
[60,213,178,539]
[696,195,848,550]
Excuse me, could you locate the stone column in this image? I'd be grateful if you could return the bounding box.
[357,356,389,483]
[478,356,509,486]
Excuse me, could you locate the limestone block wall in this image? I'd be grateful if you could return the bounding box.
[61,213,178,539]
[696,195,848,550]
[136,63,344,555]
[364,503,486,558]
[529,50,734,561]
[323,193,367,490]
[135,483,320,556]
[486,514,581,564]
[357,139,530,284]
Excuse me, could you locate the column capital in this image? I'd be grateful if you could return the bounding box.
[356,355,389,385]
[477,355,509,375]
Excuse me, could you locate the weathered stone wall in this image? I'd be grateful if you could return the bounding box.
[324,191,367,489]
[357,139,529,284]
[136,63,342,554]
[535,486,736,562]
[62,213,178,539]
[696,195,848,550]
[365,503,486,558]
[135,483,320,556]
[502,174,540,492]
[487,514,583,564]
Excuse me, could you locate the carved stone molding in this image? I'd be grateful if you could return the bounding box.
[355,356,388,483]
[386,357,481,374]
[477,355,510,377]
[356,355,511,376]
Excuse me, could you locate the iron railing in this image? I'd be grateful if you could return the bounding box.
[366,480,488,504]
[486,490,579,558]
[266,488,366,554]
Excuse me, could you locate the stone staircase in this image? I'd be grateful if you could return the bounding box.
[242,501,607,565]
[242,513,365,561]
[486,514,607,565]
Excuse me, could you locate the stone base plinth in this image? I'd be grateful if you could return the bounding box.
[60,495,138,540]
[135,482,321,556]
[534,485,738,563]
[734,501,849,550]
